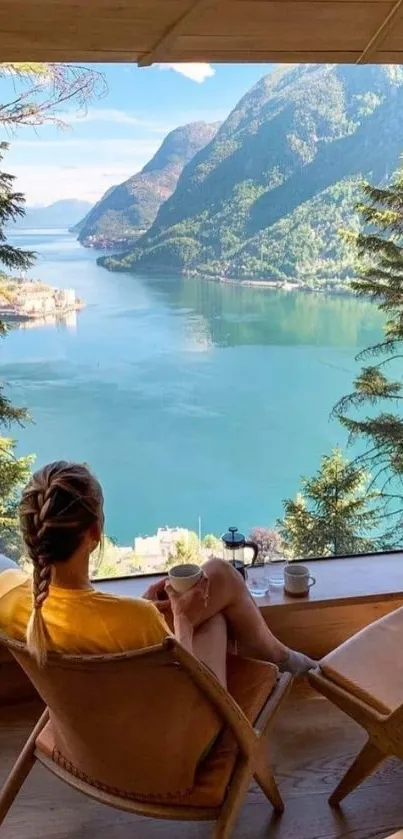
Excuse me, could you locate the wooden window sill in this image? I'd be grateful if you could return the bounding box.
[94,551,403,611]
[94,551,403,661]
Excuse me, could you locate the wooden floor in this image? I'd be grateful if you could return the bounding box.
[1,694,402,839]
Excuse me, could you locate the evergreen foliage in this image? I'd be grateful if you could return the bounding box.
[0,62,106,561]
[0,437,33,559]
[278,448,382,558]
[334,166,403,542]
[0,142,34,425]
[0,144,36,558]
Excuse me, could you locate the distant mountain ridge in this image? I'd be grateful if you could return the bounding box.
[101,64,403,285]
[17,200,92,229]
[76,121,219,248]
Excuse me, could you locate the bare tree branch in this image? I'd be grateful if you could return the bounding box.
[0,63,107,129]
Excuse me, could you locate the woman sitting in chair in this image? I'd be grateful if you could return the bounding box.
[0,461,315,680]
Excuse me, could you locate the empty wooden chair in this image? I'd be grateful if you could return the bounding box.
[0,634,292,839]
[308,605,403,806]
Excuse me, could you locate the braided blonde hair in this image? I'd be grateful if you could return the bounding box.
[19,461,103,666]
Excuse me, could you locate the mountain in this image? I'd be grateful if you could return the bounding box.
[101,64,403,285]
[76,122,219,248]
[18,200,93,229]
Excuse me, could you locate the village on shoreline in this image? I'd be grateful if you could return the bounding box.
[0,276,84,324]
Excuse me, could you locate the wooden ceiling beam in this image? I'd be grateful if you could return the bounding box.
[138,0,215,67]
[356,0,403,62]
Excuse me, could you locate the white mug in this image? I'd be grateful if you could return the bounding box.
[284,564,316,597]
[168,563,203,593]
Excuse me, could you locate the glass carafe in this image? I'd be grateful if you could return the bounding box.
[222,527,259,577]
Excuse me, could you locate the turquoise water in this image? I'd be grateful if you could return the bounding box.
[0,230,383,544]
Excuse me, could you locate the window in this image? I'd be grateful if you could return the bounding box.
[1,62,401,579]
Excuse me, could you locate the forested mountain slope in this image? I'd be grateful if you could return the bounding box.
[102,64,403,284]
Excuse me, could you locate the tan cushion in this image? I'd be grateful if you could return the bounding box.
[17,643,223,798]
[36,655,277,809]
[320,605,403,715]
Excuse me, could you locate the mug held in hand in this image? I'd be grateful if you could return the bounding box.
[168,563,203,593]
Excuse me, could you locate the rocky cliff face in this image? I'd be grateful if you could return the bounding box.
[76,121,219,248]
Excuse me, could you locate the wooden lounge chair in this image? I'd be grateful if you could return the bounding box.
[0,634,292,839]
[308,605,403,806]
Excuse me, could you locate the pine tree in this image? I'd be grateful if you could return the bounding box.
[0,437,33,558]
[334,167,403,542]
[0,141,34,424]
[0,143,36,559]
[278,448,382,558]
[0,65,105,558]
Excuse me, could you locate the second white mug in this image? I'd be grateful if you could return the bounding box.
[284,563,316,596]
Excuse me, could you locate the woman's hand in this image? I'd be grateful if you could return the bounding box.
[142,578,171,615]
[165,574,209,627]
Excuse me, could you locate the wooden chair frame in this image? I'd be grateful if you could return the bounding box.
[0,636,292,839]
[309,668,403,806]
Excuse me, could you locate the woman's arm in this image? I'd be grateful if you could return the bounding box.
[172,614,194,653]
[165,576,209,653]
[143,575,210,654]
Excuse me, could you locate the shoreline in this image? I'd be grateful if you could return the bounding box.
[198,273,356,298]
[97,249,355,298]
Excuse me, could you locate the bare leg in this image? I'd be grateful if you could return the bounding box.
[189,559,316,675]
[193,613,227,686]
[199,559,287,663]
[146,559,316,675]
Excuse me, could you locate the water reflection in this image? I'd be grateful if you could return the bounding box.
[0,230,388,542]
[14,310,78,331]
[139,275,383,349]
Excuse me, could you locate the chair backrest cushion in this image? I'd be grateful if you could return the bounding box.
[320,604,403,715]
[6,638,222,797]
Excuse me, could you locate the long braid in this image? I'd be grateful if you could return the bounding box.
[20,461,103,666]
[25,479,56,664]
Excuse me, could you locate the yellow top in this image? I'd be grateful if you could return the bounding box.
[0,569,170,654]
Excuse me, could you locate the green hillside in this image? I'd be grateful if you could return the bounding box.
[101,64,403,285]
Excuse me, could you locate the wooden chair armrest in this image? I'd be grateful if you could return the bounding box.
[384,703,403,749]
[308,667,387,730]
[170,638,281,759]
[253,672,292,735]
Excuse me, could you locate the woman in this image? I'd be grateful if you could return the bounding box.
[0,461,315,681]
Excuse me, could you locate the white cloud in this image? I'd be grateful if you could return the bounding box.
[7,133,162,204]
[12,137,158,158]
[63,108,173,133]
[64,108,142,127]
[158,63,215,84]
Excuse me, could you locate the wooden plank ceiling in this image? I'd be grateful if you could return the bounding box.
[2,0,403,64]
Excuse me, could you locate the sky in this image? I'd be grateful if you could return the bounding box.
[1,63,270,207]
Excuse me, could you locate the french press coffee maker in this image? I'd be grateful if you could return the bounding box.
[222,526,259,578]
